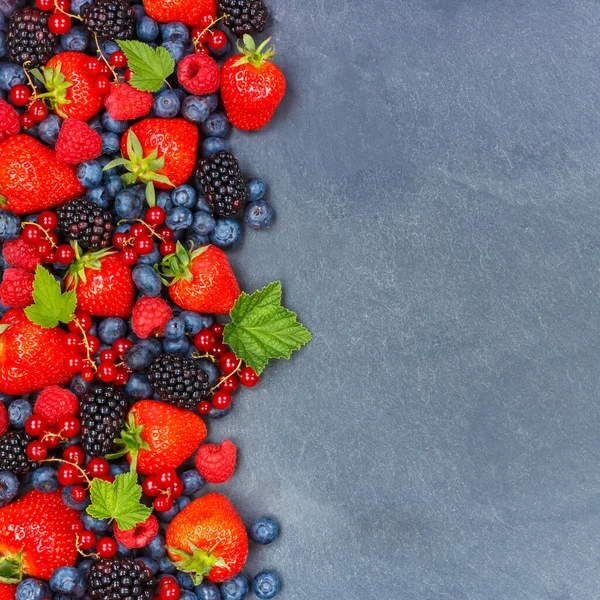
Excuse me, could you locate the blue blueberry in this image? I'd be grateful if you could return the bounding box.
[0,32,6,59]
[88,115,103,133]
[137,245,162,266]
[180,592,197,600]
[202,136,229,157]
[117,541,134,557]
[60,25,87,51]
[38,114,61,146]
[209,219,242,249]
[244,200,274,230]
[0,63,25,91]
[161,21,190,43]
[162,336,190,355]
[220,574,249,600]
[105,175,124,198]
[209,38,231,58]
[99,39,119,57]
[164,317,185,339]
[8,398,31,428]
[110,461,128,476]
[69,0,89,14]
[176,495,191,510]
[81,512,111,533]
[186,233,210,249]
[77,559,93,576]
[115,189,144,220]
[250,517,279,544]
[15,578,51,600]
[0,471,18,505]
[139,335,162,357]
[132,264,162,297]
[208,404,232,419]
[197,359,219,386]
[156,503,179,522]
[0,211,20,241]
[203,94,219,112]
[131,3,145,18]
[181,469,205,496]
[180,311,211,335]
[31,466,59,493]
[49,566,86,597]
[195,581,221,600]
[165,206,193,230]
[247,178,266,202]
[154,89,181,118]
[137,15,159,41]
[145,534,166,558]
[172,184,196,208]
[102,112,129,134]
[156,190,173,212]
[162,40,189,63]
[181,95,211,124]
[201,112,230,138]
[98,317,126,345]
[192,211,216,236]
[123,343,155,370]
[176,571,195,590]
[62,485,90,510]
[101,132,121,154]
[86,185,111,210]
[69,373,91,396]
[252,572,280,599]
[138,557,159,575]
[77,160,103,188]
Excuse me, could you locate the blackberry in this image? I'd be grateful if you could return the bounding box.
[147,353,210,410]
[81,0,136,40]
[218,0,268,37]
[0,431,35,475]
[56,197,114,251]
[87,558,156,600]
[7,8,55,67]
[196,151,248,217]
[79,384,128,457]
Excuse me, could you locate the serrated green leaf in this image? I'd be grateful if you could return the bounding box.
[23,265,76,328]
[223,281,311,375]
[117,41,175,92]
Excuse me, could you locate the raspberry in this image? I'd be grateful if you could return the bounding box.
[0,403,9,436]
[2,238,41,272]
[131,297,173,339]
[55,119,103,165]
[177,54,220,95]
[0,99,20,142]
[34,385,79,426]
[113,514,159,549]
[194,439,237,484]
[0,268,34,308]
[104,83,153,120]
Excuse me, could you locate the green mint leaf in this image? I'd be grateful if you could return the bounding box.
[117,41,175,92]
[86,469,152,531]
[24,265,76,328]
[223,281,311,375]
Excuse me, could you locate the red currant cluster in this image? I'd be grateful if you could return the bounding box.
[155,576,181,600]
[113,207,176,266]
[20,211,75,264]
[191,13,228,54]
[25,414,81,461]
[141,467,183,513]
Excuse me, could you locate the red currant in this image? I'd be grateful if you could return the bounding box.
[97,362,116,382]
[239,366,259,387]
[37,211,57,229]
[48,13,71,34]
[159,240,177,256]
[124,68,133,81]
[100,349,116,364]
[54,0,71,11]
[158,227,173,240]
[113,367,129,386]
[169,478,183,498]
[25,415,47,437]
[87,457,110,477]
[70,310,93,333]
[42,249,56,264]
[219,374,239,392]
[156,468,178,490]
[30,100,49,122]
[58,463,82,486]
[133,235,154,255]
[62,444,85,465]
[35,239,52,258]
[93,76,111,96]
[67,356,82,371]
[210,323,225,338]
[99,62,111,76]
[9,84,31,106]
[142,475,162,497]
[159,577,181,600]
[36,0,53,9]
[212,390,231,410]
[43,427,60,448]
[208,30,227,50]
[112,337,133,356]
[22,224,40,242]
[153,495,174,512]
[70,486,87,502]
[97,537,117,558]
[86,335,100,354]
[110,50,127,68]
[199,13,215,27]
[78,530,96,550]
[70,519,84,533]
[85,58,102,76]
[112,231,128,249]
[194,329,216,351]
[120,247,138,266]
[197,400,211,415]
[194,43,208,55]
[146,206,166,226]
[55,244,75,264]
[209,342,227,359]
[46,231,58,246]
[219,352,240,374]
[130,223,147,238]
[27,441,47,461]
[20,112,35,129]
[81,368,95,382]
[58,416,81,438]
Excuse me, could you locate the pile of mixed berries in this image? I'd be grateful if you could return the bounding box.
[0,0,303,596]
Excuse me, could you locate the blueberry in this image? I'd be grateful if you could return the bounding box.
[98,39,119,57]
[0,32,5,59]
[69,373,91,396]
[117,541,134,557]
[202,136,229,157]
[38,114,61,146]
[137,15,159,41]
[176,571,194,590]
[210,219,242,249]
[131,3,145,18]
[0,471,18,505]
[244,200,274,230]
[62,485,90,510]
[145,534,166,559]
[138,557,159,575]
[123,343,155,371]
[208,404,232,419]
[77,559,93,575]
[115,189,144,220]
[110,461,128,476]
[157,555,177,573]
[180,592,197,600]
[195,194,212,213]
[164,317,185,339]
[0,211,20,241]
[181,95,211,124]
[201,112,230,138]
[209,38,231,58]
[160,21,190,43]
[101,132,121,154]
[247,178,266,202]
[132,264,162,297]
[180,311,211,335]
[98,317,127,345]
[176,495,191,510]
[250,517,279,544]
[139,335,162,357]
[15,578,51,600]
[186,233,210,249]
[162,336,190,355]
[192,211,216,236]
[49,566,86,597]
[220,574,249,600]
[165,206,193,230]
[31,466,59,493]
[8,398,31,428]
[88,115,103,133]
[69,0,89,14]
[181,469,205,496]
[60,25,87,51]
[162,40,189,63]
[0,63,25,91]
[81,512,110,533]
[105,175,124,198]
[153,89,181,118]
[197,359,219,386]
[172,184,196,208]
[137,245,162,266]
[102,112,129,134]
[252,572,280,599]
[77,160,103,188]
[195,581,221,600]
[204,94,219,112]
[156,190,173,212]
[86,185,111,210]
[157,503,179,522]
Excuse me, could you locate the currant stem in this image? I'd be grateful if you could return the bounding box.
[21,221,57,248]
[74,318,98,372]
[209,359,242,394]
[94,33,119,84]
[40,457,93,486]
[54,0,83,21]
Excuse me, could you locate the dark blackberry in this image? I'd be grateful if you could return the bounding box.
[81,0,135,40]
[79,384,128,457]
[218,0,268,37]
[7,8,55,67]
[56,197,114,251]
[87,558,157,600]
[0,431,35,475]
[147,353,210,410]
[196,151,248,217]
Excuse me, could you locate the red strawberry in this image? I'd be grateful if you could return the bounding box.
[0,490,80,581]
[104,83,153,121]
[114,514,159,549]
[0,269,34,308]
[34,385,79,426]
[0,309,78,395]
[41,52,104,121]
[158,243,240,314]
[221,36,286,131]
[65,248,134,318]
[0,584,15,599]
[177,54,220,95]
[55,119,102,164]
[143,0,216,26]
[166,493,248,584]
[0,135,85,214]
[2,238,41,272]
[195,440,237,484]
[131,297,173,339]
[0,99,19,143]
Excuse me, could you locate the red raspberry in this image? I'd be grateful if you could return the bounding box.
[195,439,237,484]
[131,297,173,339]
[0,268,34,308]
[0,98,20,142]
[113,514,159,549]
[55,119,103,165]
[0,403,9,436]
[177,53,220,95]
[104,83,153,120]
[34,385,79,426]
[3,238,42,272]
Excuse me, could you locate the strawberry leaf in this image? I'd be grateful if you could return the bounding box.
[223,281,311,375]
[117,41,175,92]
[24,265,76,328]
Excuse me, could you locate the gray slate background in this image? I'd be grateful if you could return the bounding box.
[212,1,600,598]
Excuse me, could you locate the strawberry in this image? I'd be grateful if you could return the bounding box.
[113,400,207,475]
[158,243,240,314]
[166,493,248,585]
[0,309,78,395]
[177,53,220,95]
[0,490,80,582]
[221,36,286,131]
[36,52,104,121]
[0,135,85,214]
[65,247,134,318]
[143,0,216,26]
[0,99,19,143]
[0,584,15,599]
[104,83,153,121]
[55,119,102,165]
[195,440,237,484]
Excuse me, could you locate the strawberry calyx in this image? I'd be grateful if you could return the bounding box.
[155,241,208,286]
[29,62,73,119]
[0,549,24,584]
[233,34,275,69]
[103,130,174,207]
[105,413,150,463]
[167,542,228,586]
[64,242,117,289]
